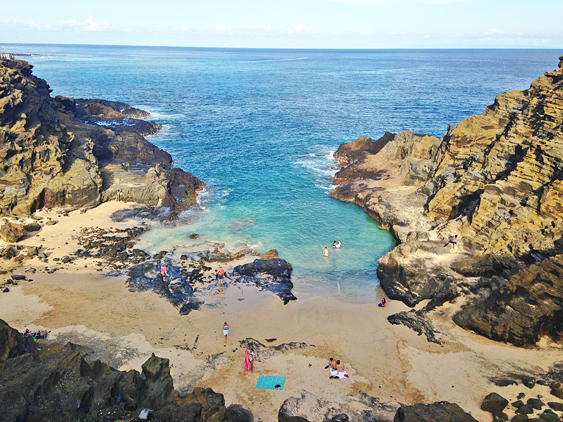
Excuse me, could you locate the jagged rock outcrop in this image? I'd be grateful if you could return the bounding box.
[393,402,478,422]
[0,59,204,218]
[330,56,563,346]
[0,319,35,362]
[232,254,297,304]
[0,320,252,422]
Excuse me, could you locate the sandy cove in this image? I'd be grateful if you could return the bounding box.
[1,202,562,421]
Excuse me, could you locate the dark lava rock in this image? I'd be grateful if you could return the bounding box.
[127,259,197,312]
[388,306,442,344]
[551,388,563,400]
[10,275,26,281]
[232,257,297,304]
[513,400,525,408]
[0,319,35,362]
[547,402,563,411]
[454,256,563,347]
[329,415,349,422]
[518,393,526,400]
[2,288,9,293]
[482,393,509,413]
[61,255,72,263]
[394,402,478,422]
[496,379,519,387]
[511,415,529,422]
[23,222,41,232]
[224,404,253,422]
[538,409,561,422]
[493,410,509,421]
[189,233,199,239]
[516,405,534,415]
[527,398,545,410]
[522,375,536,389]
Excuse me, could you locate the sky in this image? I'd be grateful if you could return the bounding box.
[1,0,562,49]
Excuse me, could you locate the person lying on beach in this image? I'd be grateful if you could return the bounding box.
[378,298,387,307]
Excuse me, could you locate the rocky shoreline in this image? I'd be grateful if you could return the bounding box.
[329,56,563,349]
[2,55,563,422]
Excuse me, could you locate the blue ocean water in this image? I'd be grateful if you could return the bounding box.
[5,44,560,302]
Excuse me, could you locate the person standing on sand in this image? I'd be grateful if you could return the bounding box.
[249,348,255,371]
[450,235,459,251]
[161,265,168,283]
[216,266,226,282]
[244,348,251,371]
[223,322,229,345]
[323,247,330,257]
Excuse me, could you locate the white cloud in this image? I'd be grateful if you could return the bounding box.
[2,15,110,32]
[217,24,227,33]
[291,24,306,33]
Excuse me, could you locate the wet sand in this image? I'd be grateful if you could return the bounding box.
[1,203,562,421]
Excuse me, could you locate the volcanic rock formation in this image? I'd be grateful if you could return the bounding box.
[0,59,204,217]
[330,56,563,346]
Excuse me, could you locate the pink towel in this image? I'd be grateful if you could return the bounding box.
[244,349,251,371]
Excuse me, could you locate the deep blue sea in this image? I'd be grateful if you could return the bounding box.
[5,44,560,302]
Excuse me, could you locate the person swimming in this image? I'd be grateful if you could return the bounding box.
[332,241,337,248]
[323,247,330,257]
[335,241,342,249]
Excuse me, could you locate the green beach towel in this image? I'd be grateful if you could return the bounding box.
[255,375,286,390]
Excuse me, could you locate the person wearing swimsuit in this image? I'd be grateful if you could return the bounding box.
[223,322,229,345]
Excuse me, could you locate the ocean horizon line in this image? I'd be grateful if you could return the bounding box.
[2,42,562,53]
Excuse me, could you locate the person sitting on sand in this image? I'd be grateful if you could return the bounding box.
[336,360,349,378]
[323,247,330,257]
[328,357,339,378]
[161,265,168,282]
[378,298,387,307]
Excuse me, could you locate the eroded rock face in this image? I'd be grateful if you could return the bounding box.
[330,57,563,346]
[0,59,204,217]
[454,255,563,346]
[0,319,35,362]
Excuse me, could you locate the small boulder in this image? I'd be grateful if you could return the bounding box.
[516,405,533,415]
[0,221,26,243]
[551,388,563,400]
[23,223,41,232]
[11,275,26,281]
[482,393,509,413]
[521,376,536,389]
[261,249,279,260]
[547,402,563,411]
[527,398,544,410]
[189,233,199,239]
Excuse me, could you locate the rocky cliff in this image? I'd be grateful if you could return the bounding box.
[0,59,204,217]
[330,56,563,347]
[0,319,252,422]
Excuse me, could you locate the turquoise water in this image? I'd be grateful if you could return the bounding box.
[6,44,560,302]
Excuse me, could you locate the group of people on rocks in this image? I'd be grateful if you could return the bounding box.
[0,54,15,60]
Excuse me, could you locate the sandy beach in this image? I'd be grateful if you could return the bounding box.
[1,203,562,421]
